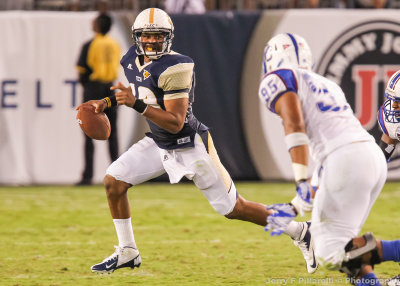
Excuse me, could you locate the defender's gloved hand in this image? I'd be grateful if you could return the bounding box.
[291,179,313,217]
[264,203,297,236]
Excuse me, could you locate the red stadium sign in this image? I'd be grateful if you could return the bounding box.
[316,20,400,140]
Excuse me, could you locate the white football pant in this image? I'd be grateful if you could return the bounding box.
[310,141,387,269]
[106,133,237,216]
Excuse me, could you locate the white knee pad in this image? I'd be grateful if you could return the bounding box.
[195,165,237,215]
[212,182,237,215]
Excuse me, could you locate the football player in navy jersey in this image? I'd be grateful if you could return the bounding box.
[78,8,315,275]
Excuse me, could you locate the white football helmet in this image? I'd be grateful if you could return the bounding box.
[132,8,174,60]
[383,70,400,123]
[262,33,313,76]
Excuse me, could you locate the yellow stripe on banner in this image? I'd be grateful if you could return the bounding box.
[149,8,154,23]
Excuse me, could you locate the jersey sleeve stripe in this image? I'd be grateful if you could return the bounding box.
[164,88,189,94]
[269,91,287,113]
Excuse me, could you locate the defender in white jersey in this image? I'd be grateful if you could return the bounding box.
[376,70,400,286]
[76,9,315,275]
[259,33,390,284]
[378,69,400,161]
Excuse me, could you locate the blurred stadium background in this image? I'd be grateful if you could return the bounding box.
[2,0,400,185]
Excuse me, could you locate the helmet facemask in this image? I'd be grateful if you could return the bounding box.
[133,29,173,60]
[383,99,400,123]
[383,70,400,123]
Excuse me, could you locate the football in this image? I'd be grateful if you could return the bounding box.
[76,104,111,140]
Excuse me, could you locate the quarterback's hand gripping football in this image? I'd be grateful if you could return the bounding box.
[111,82,136,107]
[76,100,106,114]
[290,180,313,217]
[264,203,297,236]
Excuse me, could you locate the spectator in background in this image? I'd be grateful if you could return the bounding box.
[293,0,344,8]
[164,0,206,13]
[305,0,319,7]
[295,0,320,7]
[255,0,341,9]
[347,0,392,8]
[76,13,121,186]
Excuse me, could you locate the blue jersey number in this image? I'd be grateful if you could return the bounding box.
[313,84,348,113]
[260,80,278,104]
[316,95,349,113]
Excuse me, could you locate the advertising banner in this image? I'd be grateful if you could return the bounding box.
[0,11,136,184]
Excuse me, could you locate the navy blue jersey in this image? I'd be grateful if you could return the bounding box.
[121,47,208,149]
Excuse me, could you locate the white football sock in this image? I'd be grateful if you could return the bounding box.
[113,218,137,249]
[284,221,303,240]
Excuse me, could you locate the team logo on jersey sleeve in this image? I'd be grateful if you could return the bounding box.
[143,70,151,80]
[316,20,400,137]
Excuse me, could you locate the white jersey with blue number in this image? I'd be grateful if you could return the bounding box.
[258,68,374,162]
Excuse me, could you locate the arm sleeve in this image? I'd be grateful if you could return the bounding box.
[158,62,194,100]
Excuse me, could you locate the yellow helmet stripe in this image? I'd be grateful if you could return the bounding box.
[149,8,154,23]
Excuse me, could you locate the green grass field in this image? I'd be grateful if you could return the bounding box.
[1,182,399,286]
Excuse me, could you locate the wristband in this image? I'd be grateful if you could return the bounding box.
[292,163,308,182]
[285,132,309,151]
[132,99,148,114]
[103,96,117,108]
